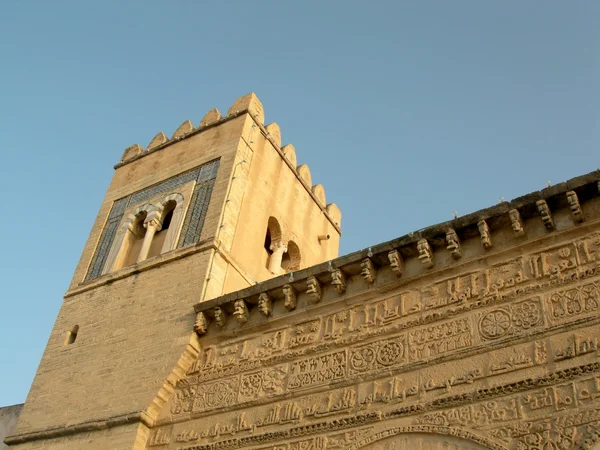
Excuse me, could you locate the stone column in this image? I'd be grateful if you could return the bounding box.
[268,241,287,275]
[137,215,162,263]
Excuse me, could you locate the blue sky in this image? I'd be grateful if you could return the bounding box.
[0,1,598,406]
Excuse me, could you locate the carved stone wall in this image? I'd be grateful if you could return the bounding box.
[146,187,600,450]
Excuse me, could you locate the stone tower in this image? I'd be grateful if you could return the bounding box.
[7,93,341,449]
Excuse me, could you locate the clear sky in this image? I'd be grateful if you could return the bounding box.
[0,1,598,407]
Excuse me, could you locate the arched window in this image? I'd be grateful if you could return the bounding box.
[265,217,284,273]
[281,240,301,272]
[118,210,148,269]
[147,200,176,259]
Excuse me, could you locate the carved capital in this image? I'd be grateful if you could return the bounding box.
[566,191,584,223]
[213,307,226,327]
[477,220,492,249]
[360,258,377,283]
[233,299,249,324]
[536,199,554,231]
[331,269,347,294]
[445,228,461,259]
[306,276,322,303]
[270,241,287,253]
[417,239,434,268]
[193,312,208,335]
[509,209,524,237]
[257,293,273,317]
[144,215,162,231]
[282,284,297,310]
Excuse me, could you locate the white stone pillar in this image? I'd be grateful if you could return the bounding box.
[268,241,287,275]
[137,215,161,263]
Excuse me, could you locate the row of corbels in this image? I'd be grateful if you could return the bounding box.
[193,190,585,336]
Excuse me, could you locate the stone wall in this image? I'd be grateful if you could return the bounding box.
[0,405,22,450]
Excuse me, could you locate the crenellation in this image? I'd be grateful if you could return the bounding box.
[146,131,169,150]
[227,92,264,125]
[265,123,282,148]
[296,164,312,187]
[281,144,297,168]
[311,184,326,206]
[121,143,143,162]
[172,120,194,139]
[198,108,222,127]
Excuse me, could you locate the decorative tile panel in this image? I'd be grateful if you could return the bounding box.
[84,158,220,281]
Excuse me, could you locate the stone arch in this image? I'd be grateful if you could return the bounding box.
[265,216,285,274]
[105,204,155,272]
[281,240,301,272]
[345,426,506,450]
[150,193,187,256]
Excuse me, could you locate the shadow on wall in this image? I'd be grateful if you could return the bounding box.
[0,404,23,449]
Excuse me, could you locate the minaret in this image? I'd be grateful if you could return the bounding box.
[7,93,341,449]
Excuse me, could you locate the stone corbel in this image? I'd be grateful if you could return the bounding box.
[233,299,249,324]
[509,209,525,237]
[257,293,273,317]
[566,191,584,223]
[194,312,209,335]
[282,284,297,310]
[445,229,461,259]
[536,200,555,231]
[360,258,377,283]
[331,269,347,294]
[477,220,492,249]
[387,250,403,276]
[213,307,227,327]
[306,276,322,303]
[417,239,434,268]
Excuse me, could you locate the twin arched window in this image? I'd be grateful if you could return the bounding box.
[103,193,185,274]
[264,216,301,275]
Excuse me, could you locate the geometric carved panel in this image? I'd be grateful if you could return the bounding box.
[85,158,220,281]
